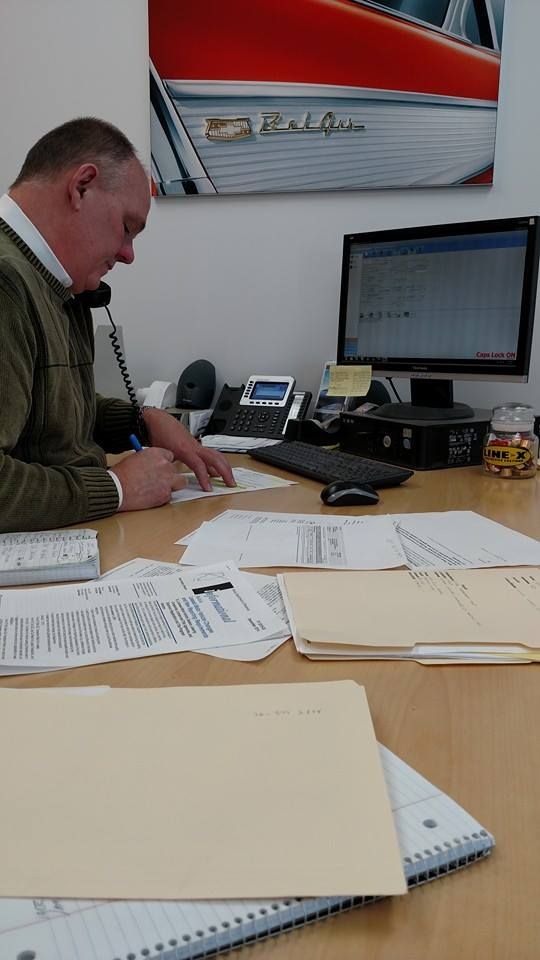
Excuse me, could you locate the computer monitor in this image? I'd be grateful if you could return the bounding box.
[337,216,540,420]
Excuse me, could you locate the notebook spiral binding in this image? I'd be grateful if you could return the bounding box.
[100,833,493,960]
[6,749,494,960]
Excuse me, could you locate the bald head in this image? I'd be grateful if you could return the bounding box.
[11,117,139,191]
[9,118,150,293]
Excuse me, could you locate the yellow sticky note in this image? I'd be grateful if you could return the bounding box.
[327,364,372,397]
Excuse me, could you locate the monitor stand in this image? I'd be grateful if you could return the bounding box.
[372,379,475,421]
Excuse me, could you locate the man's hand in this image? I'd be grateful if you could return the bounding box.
[110,447,187,512]
[143,407,235,492]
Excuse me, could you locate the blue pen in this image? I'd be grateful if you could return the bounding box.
[129,433,143,452]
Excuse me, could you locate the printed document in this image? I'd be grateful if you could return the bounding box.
[171,466,295,503]
[0,567,284,675]
[0,681,405,899]
[178,509,540,572]
[395,510,540,568]
[178,509,406,569]
[100,558,290,661]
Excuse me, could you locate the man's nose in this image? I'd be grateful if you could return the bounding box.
[116,240,135,265]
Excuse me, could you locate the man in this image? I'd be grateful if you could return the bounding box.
[0,117,234,532]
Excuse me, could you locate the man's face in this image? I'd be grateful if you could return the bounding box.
[71,158,150,293]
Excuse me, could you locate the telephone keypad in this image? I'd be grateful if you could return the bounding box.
[230,407,283,436]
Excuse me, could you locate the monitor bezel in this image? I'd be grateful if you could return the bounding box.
[336,216,540,382]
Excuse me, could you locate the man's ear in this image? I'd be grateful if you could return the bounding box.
[67,163,99,211]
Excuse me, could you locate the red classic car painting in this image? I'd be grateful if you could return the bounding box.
[148,0,506,195]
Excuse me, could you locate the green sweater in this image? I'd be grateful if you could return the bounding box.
[0,220,140,532]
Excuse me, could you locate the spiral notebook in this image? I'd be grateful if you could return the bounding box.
[0,529,99,586]
[0,745,494,960]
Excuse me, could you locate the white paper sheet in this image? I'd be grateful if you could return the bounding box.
[0,568,284,675]
[201,435,281,452]
[178,510,406,570]
[178,509,540,572]
[100,559,290,661]
[175,509,386,548]
[395,510,540,569]
[170,466,295,503]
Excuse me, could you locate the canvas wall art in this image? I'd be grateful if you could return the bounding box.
[149,0,506,196]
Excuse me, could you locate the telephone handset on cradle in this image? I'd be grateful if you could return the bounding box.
[205,375,312,440]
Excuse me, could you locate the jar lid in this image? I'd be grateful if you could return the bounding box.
[491,409,535,431]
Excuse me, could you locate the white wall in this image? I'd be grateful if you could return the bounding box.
[2,0,540,410]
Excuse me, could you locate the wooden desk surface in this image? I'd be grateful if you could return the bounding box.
[2,460,539,959]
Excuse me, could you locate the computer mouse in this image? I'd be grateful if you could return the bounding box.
[320,480,380,507]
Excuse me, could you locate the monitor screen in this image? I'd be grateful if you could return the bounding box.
[337,217,540,419]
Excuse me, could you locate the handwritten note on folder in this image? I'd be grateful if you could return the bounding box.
[0,682,406,901]
[280,567,540,654]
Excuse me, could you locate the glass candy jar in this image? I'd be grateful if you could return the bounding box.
[483,404,538,479]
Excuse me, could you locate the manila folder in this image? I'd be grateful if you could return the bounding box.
[0,682,406,900]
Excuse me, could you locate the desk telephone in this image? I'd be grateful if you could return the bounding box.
[205,376,312,440]
[80,288,311,443]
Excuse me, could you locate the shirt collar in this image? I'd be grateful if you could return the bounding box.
[0,193,73,287]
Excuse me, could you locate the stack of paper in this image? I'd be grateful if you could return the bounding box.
[0,564,288,676]
[279,567,540,664]
[0,529,99,585]
[177,508,540,572]
[100,558,290,662]
[178,509,407,569]
[201,435,282,452]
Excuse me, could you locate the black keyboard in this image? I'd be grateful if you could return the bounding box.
[249,440,413,488]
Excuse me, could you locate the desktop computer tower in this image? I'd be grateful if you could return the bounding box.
[340,410,492,470]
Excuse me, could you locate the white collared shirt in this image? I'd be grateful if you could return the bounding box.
[0,193,72,286]
[0,193,124,507]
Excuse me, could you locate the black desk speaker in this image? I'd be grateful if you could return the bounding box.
[176,359,216,409]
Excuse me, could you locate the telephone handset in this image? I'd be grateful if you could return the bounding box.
[76,281,112,309]
[76,282,144,429]
[205,376,312,440]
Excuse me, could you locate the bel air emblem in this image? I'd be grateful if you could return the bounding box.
[260,111,366,136]
[205,118,252,141]
[205,111,366,142]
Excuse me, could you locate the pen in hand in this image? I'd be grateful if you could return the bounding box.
[129,433,143,452]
